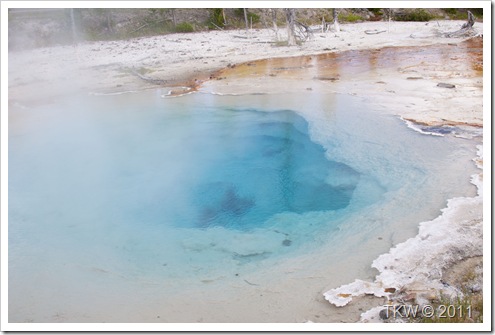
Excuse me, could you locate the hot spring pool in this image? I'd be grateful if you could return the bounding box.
[8,90,478,322]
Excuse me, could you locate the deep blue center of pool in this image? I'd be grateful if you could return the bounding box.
[107,104,363,231]
[187,109,359,230]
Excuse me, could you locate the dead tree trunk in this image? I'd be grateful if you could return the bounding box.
[171,9,177,27]
[243,8,249,32]
[285,8,296,46]
[294,21,313,41]
[383,8,394,21]
[269,9,279,40]
[222,8,226,26]
[332,8,340,32]
[383,8,394,32]
[105,9,113,34]
[70,8,77,44]
[444,10,477,37]
[462,10,475,29]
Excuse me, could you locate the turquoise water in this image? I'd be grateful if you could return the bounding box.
[9,92,374,271]
[187,108,361,229]
[8,90,478,322]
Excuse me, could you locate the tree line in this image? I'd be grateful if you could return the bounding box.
[8,8,481,49]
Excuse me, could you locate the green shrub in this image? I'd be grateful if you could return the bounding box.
[443,8,467,20]
[444,8,458,15]
[208,8,225,29]
[174,22,194,33]
[395,9,433,22]
[338,12,363,23]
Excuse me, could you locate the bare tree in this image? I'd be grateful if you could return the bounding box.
[285,8,296,46]
[382,8,393,33]
[243,8,249,32]
[444,10,478,37]
[170,9,177,27]
[294,21,313,41]
[105,9,113,33]
[222,8,226,26]
[383,8,394,22]
[269,9,279,40]
[69,8,77,44]
[461,10,475,29]
[332,8,340,32]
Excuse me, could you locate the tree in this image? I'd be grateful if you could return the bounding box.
[243,8,249,32]
[221,9,226,26]
[444,10,478,37]
[170,9,177,27]
[332,8,340,32]
[68,8,79,44]
[285,8,296,46]
[382,8,394,32]
[105,9,113,33]
[269,9,279,40]
[461,10,475,29]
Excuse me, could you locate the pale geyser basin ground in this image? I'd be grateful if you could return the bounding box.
[8,88,479,322]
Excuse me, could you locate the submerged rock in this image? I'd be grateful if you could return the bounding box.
[195,183,255,228]
[220,188,255,216]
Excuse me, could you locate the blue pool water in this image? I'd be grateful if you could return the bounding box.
[8,90,478,322]
[186,108,360,230]
[9,92,376,269]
